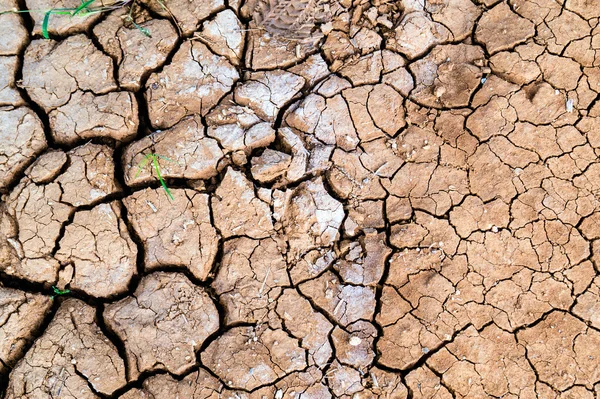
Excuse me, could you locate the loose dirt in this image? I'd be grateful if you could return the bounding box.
[1,0,600,397]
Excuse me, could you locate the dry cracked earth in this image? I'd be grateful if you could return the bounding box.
[1,0,600,397]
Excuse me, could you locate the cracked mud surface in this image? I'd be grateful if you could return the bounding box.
[2,0,600,397]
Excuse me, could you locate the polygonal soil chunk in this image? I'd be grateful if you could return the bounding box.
[48,90,138,147]
[4,298,127,398]
[508,82,567,125]
[0,57,23,106]
[197,10,245,66]
[251,149,292,183]
[517,311,600,391]
[55,143,121,207]
[466,96,517,140]
[244,29,316,70]
[326,360,363,396]
[538,53,583,91]
[225,367,330,399]
[344,200,385,236]
[22,35,117,111]
[425,0,481,41]
[465,229,576,330]
[212,237,289,325]
[2,143,120,282]
[489,50,541,85]
[573,276,600,328]
[123,188,219,280]
[286,93,358,151]
[0,107,46,191]
[384,161,469,216]
[275,177,345,260]
[25,0,101,37]
[120,369,223,399]
[409,44,486,108]
[565,0,600,19]
[94,10,179,91]
[468,143,517,203]
[0,287,52,373]
[211,168,274,239]
[334,231,390,286]
[475,2,535,54]
[428,325,537,398]
[274,126,333,183]
[331,321,377,369]
[377,249,469,370]
[405,366,453,399]
[146,40,239,129]
[387,11,451,59]
[326,148,389,201]
[140,0,224,35]
[201,326,306,390]
[276,288,333,368]
[123,116,223,185]
[298,271,376,327]
[0,0,28,55]
[208,121,275,156]
[104,272,219,379]
[342,84,406,141]
[55,202,136,298]
[3,177,73,283]
[338,51,383,86]
[449,195,509,238]
[234,70,305,122]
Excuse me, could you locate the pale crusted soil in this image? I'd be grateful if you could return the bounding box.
[1,0,600,397]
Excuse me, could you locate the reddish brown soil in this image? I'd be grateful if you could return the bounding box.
[1,0,600,397]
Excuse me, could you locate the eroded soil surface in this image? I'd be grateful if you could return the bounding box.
[1,0,600,397]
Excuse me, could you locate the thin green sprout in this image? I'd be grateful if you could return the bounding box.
[134,153,175,201]
[51,286,71,299]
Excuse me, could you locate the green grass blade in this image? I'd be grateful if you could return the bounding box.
[134,154,152,178]
[132,21,151,37]
[72,0,96,15]
[42,10,51,39]
[152,156,174,201]
[156,154,175,163]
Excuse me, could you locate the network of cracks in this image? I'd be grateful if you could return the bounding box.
[2,0,600,397]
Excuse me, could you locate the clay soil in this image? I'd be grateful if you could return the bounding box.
[2,0,600,397]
